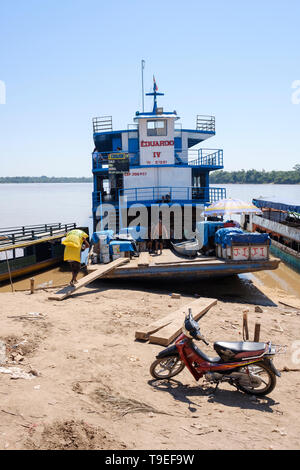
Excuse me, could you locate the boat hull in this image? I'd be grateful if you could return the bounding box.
[270,240,300,274]
[0,257,62,283]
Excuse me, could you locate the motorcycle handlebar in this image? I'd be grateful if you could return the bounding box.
[197,333,209,346]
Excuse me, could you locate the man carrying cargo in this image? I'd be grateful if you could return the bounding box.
[62,229,90,286]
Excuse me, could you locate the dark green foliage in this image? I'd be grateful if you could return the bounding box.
[210,168,300,185]
[0,176,92,184]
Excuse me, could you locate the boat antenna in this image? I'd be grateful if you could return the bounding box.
[146,76,164,113]
[141,59,145,112]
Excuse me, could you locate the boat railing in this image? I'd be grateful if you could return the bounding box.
[93,152,139,169]
[196,115,215,133]
[117,186,226,204]
[92,116,113,133]
[0,222,77,247]
[93,149,223,169]
[176,149,223,167]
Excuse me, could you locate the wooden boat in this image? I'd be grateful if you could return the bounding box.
[0,223,87,283]
[171,239,199,258]
[243,198,300,273]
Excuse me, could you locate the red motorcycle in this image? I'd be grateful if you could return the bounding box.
[150,310,281,396]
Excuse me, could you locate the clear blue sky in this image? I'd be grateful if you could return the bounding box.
[0,0,299,177]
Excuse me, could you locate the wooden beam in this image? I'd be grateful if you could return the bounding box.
[137,252,150,266]
[48,258,129,301]
[135,297,217,341]
[146,298,217,346]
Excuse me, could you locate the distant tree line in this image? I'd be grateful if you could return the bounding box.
[0,176,93,184]
[210,167,300,184]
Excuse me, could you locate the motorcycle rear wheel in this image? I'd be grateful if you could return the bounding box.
[235,361,276,396]
[150,355,185,379]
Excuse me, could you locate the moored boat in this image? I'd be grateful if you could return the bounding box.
[171,240,200,258]
[243,197,300,273]
[0,223,87,283]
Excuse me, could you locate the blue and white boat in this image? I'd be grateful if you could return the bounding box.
[89,77,279,280]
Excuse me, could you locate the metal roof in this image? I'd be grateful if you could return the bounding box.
[253,197,300,213]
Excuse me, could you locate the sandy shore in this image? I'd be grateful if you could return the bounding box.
[0,276,299,450]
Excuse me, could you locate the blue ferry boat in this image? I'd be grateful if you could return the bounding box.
[92,78,225,234]
[89,78,279,280]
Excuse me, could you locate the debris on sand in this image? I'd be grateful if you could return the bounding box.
[93,385,173,418]
[0,367,36,380]
[25,419,126,450]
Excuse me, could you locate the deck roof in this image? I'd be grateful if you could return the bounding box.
[253,197,300,213]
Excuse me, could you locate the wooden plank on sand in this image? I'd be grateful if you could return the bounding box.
[279,298,300,310]
[135,297,216,341]
[148,298,217,346]
[137,252,150,266]
[48,258,129,301]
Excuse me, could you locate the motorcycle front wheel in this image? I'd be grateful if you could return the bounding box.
[235,361,276,396]
[150,355,185,379]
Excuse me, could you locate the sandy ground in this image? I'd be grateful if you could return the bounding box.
[0,274,299,450]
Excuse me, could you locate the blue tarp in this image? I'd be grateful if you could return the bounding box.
[196,221,224,247]
[91,230,114,244]
[215,227,270,247]
[109,240,134,254]
[119,226,148,241]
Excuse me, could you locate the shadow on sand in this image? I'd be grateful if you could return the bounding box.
[148,378,278,414]
[86,274,277,307]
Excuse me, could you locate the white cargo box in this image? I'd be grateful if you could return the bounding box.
[100,245,110,254]
[100,253,110,264]
[112,252,125,261]
[217,244,269,261]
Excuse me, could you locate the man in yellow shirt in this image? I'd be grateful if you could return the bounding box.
[63,229,90,286]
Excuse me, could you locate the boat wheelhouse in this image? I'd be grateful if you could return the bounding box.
[92,79,225,234]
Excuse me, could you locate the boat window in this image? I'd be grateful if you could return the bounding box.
[0,250,13,261]
[147,120,167,136]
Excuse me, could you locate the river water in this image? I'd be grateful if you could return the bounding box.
[0,183,300,298]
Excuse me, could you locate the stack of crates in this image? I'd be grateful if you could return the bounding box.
[99,234,111,264]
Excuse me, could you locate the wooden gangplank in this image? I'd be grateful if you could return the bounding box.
[48,258,129,301]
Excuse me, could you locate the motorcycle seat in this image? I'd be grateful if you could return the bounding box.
[214,341,266,355]
[191,342,222,363]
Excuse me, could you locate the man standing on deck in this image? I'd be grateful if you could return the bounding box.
[62,229,90,286]
[152,216,168,255]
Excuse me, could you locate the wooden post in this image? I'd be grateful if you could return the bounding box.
[254,323,261,342]
[243,313,249,341]
[30,278,35,294]
[5,251,14,293]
